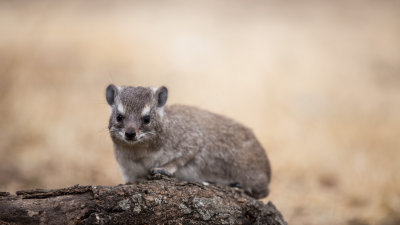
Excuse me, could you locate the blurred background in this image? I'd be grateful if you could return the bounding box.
[0,0,399,224]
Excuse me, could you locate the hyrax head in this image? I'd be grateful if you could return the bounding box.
[105,84,168,145]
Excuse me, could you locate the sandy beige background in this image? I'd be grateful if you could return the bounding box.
[0,1,399,224]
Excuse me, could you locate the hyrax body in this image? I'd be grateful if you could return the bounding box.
[106,84,271,199]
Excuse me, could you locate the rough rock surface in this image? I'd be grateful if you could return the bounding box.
[0,175,287,225]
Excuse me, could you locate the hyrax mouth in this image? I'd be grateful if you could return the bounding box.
[125,137,137,142]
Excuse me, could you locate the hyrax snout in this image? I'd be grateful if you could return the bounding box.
[106,84,271,199]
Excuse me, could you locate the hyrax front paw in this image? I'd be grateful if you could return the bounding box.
[229,182,242,189]
[150,168,172,177]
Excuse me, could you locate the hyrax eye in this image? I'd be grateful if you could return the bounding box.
[116,113,124,122]
[143,115,151,124]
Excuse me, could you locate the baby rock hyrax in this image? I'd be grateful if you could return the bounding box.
[106,84,271,199]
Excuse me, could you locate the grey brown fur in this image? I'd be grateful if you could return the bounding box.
[106,84,271,199]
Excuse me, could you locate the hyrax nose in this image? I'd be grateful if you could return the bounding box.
[125,131,136,139]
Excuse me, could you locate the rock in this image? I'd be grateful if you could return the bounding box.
[0,175,287,225]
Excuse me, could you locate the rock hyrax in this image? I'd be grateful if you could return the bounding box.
[106,84,271,199]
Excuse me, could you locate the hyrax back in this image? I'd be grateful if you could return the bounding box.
[106,84,271,199]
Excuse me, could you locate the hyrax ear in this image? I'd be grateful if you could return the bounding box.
[106,84,118,106]
[156,86,168,107]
